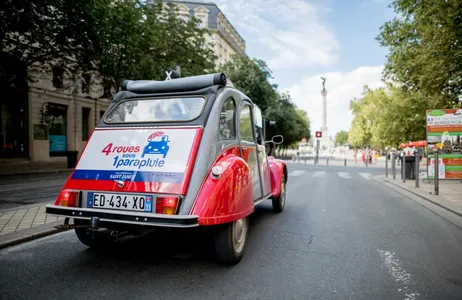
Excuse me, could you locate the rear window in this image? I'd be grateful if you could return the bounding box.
[104,97,206,123]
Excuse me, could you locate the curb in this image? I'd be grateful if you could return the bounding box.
[0,169,72,178]
[0,221,68,250]
[375,176,462,218]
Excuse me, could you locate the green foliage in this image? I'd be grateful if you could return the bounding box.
[334,130,349,146]
[92,0,216,96]
[220,55,311,147]
[0,0,101,79]
[349,84,431,148]
[220,54,278,112]
[377,0,462,105]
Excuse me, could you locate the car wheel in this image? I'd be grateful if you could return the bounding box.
[272,174,286,213]
[213,217,249,265]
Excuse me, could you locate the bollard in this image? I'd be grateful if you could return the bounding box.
[327,158,329,165]
[344,158,347,166]
[415,155,419,188]
[392,154,396,179]
[434,152,439,195]
[304,158,307,164]
[385,153,388,177]
[402,156,406,183]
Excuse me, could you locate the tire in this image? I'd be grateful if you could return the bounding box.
[272,174,286,213]
[213,217,249,265]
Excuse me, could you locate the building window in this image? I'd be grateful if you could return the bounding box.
[47,103,68,156]
[81,73,91,94]
[82,107,91,141]
[219,98,236,139]
[52,66,64,88]
[239,104,254,143]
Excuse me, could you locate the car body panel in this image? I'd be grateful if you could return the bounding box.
[190,146,255,225]
[62,127,203,196]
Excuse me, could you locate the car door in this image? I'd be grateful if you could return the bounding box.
[253,105,272,197]
[238,101,263,201]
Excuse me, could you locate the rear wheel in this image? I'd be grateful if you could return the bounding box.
[272,174,286,213]
[213,217,249,265]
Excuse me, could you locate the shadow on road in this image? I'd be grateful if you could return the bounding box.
[67,203,276,267]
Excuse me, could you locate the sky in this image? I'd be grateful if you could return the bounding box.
[212,0,396,139]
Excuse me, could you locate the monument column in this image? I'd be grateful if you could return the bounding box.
[320,77,328,135]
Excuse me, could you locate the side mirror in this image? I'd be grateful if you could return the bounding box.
[270,135,283,145]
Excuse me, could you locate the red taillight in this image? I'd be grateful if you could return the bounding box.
[56,190,78,207]
[155,196,179,215]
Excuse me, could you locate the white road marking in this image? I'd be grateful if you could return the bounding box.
[288,170,306,177]
[377,250,420,300]
[313,171,326,177]
[359,172,372,180]
[337,172,351,179]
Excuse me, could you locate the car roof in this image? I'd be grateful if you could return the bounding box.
[98,73,236,128]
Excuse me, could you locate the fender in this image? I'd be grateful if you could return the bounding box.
[268,156,287,198]
[190,151,254,226]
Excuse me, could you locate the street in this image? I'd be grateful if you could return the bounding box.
[1,163,462,300]
[0,174,68,210]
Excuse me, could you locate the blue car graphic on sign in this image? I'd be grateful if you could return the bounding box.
[141,133,171,158]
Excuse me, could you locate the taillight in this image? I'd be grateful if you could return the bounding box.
[56,190,78,207]
[155,196,179,215]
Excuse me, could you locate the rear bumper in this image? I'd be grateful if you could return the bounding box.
[45,205,199,228]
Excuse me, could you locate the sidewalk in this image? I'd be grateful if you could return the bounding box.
[375,174,462,216]
[0,160,72,177]
[0,203,67,249]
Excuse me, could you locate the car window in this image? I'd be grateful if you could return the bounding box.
[239,104,254,143]
[104,97,205,123]
[219,98,236,140]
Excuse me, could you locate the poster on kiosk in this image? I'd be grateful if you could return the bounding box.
[426,109,462,179]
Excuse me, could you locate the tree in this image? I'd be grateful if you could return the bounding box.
[220,54,278,112]
[220,55,310,148]
[377,0,462,105]
[348,84,430,149]
[92,0,216,97]
[0,0,101,82]
[334,130,349,146]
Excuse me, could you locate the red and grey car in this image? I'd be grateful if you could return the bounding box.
[46,72,288,264]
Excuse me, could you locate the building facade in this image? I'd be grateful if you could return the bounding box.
[0,59,111,163]
[165,0,246,66]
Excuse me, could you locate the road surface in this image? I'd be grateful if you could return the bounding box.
[1,163,461,300]
[0,174,68,210]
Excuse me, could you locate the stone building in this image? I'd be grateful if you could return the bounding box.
[165,0,246,66]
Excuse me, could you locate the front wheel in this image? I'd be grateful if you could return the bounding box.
[213,217,249,265]
[272,174,286,213]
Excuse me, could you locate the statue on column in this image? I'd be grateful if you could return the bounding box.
[321,77,326,92]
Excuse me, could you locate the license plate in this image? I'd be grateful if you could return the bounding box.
[87,192,153,212]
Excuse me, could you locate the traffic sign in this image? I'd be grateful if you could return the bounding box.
[317,139,320,146]
[315,131,322,138]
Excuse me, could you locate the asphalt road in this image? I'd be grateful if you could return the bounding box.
[1,163,462,300]
[0,174,69,210]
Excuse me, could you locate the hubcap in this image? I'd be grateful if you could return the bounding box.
[232,218,248,253]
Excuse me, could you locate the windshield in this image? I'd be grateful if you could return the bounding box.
[104,97,206,123]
